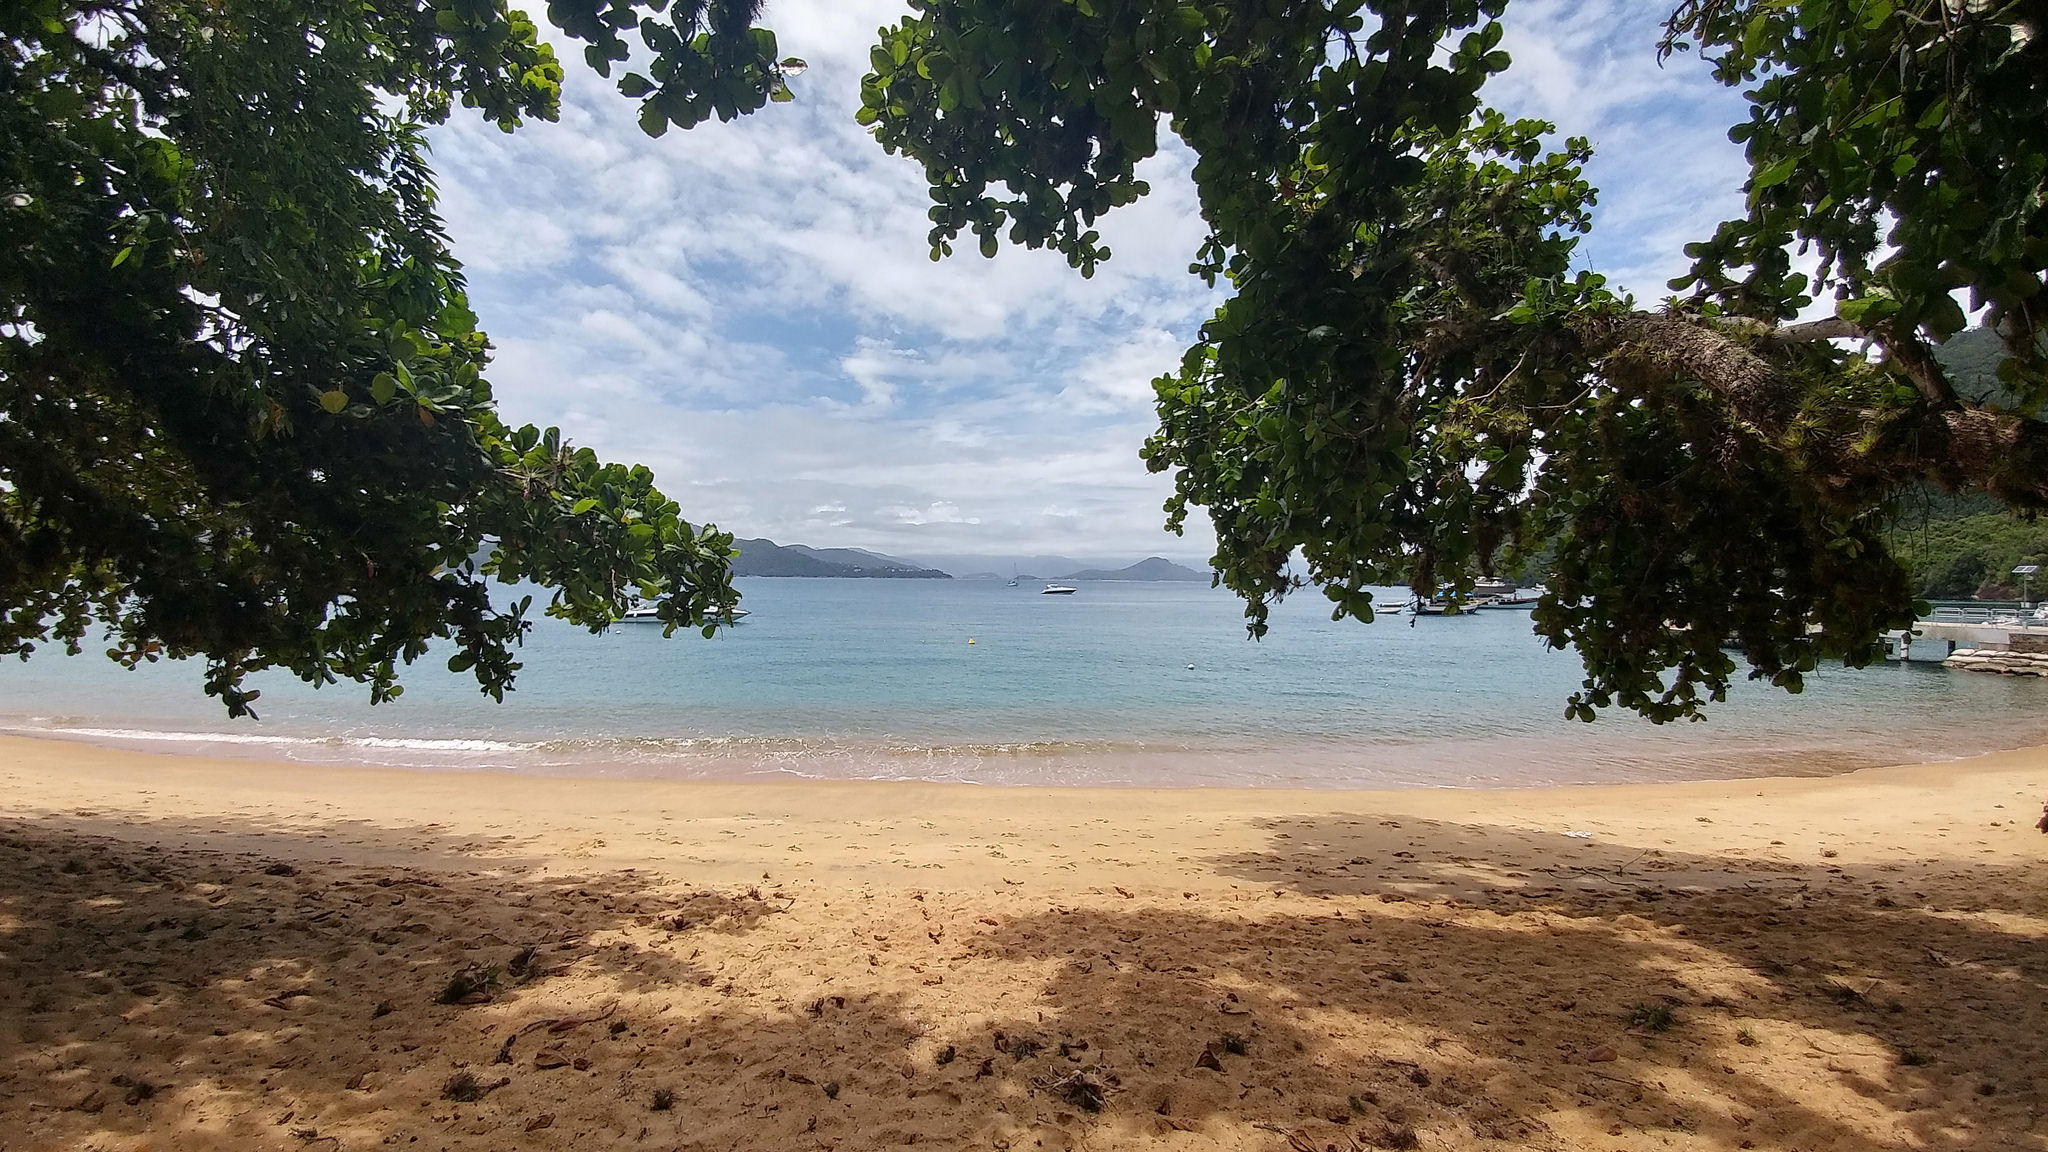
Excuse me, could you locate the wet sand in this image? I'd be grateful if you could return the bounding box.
[1,734,2043,1150]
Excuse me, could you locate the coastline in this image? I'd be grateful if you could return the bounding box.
[3,733,2045,890]
[3,733,2044,1150]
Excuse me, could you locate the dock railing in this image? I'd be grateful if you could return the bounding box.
[1925,603,2041,625]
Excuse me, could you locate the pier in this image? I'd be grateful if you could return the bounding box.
[1888,608,2048,676]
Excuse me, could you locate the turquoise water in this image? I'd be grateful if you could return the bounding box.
[3,578,2045,787]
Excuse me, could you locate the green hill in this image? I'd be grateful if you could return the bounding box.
[1058,557,1211,581]
[1884,329,2046,599]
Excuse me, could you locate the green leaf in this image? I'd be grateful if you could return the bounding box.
[1750,155,1798,191]
[1836,293,1899,327]
[639,103,669,138]
[619,73,654,98]
[319,389,349,414]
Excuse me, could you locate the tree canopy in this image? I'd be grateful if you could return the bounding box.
[8,0,2045,723]
[2,0,802,714]
[862,0,2048,720]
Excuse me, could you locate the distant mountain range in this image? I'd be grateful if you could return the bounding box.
[908,552,1213,580]
[729,539,949,579]
[726,540,1212,582]
[910,553,1096,579]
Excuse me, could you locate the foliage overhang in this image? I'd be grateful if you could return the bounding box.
[1,0,802,714]
[860,0,2048,721]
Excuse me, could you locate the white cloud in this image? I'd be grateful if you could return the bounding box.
[429,1,1755,563]
[1487,0,1751,298]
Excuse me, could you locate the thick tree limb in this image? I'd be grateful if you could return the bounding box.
[1574,312,1798,427]
[1684,315,1961,407]
[1572,310,2048,508]
[1880,329,1966,409]
[1938,406,2048,507]
[1767,317,1863,343]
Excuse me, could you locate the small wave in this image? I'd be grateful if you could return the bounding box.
[345,736,539,752]
[522,735,1173,761]
[15,726,537,755]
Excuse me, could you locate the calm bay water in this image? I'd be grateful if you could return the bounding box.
[3,578,2045,788]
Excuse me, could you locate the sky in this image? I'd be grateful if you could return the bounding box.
[431,0,1753,567]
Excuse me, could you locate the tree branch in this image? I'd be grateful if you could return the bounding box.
[1880,329,1965,409]
[1575,311,1797,428]
[1767,316,1863,343]
[1706,316,1961,409]
[1571,309,2048,508]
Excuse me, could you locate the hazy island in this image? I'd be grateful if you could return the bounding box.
[1058,556,1210,582]
[729,540,1214,582]
[729,539,951,579]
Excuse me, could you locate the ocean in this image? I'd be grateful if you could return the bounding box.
[3,578,2044,788]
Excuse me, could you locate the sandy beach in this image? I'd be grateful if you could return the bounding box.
[1,733,2043,1150]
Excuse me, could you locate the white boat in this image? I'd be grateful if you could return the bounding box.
[1413,596,1488,615]
[1039,583,1077,595]
[621,602,748,623]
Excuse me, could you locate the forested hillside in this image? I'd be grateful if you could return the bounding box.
[1885,331,2046,599]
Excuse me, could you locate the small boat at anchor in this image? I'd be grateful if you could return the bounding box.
[621,602,749,623]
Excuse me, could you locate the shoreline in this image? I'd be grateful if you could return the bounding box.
[9,716,2044,793]
[3,734,2044,1150]
[2,732,2042,891]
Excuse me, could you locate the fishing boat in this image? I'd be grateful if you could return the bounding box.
[1473,584,1545,609]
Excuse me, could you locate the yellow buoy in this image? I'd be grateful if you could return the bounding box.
[968,638,976,644]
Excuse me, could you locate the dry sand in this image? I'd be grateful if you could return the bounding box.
[0,733,2043,1151]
